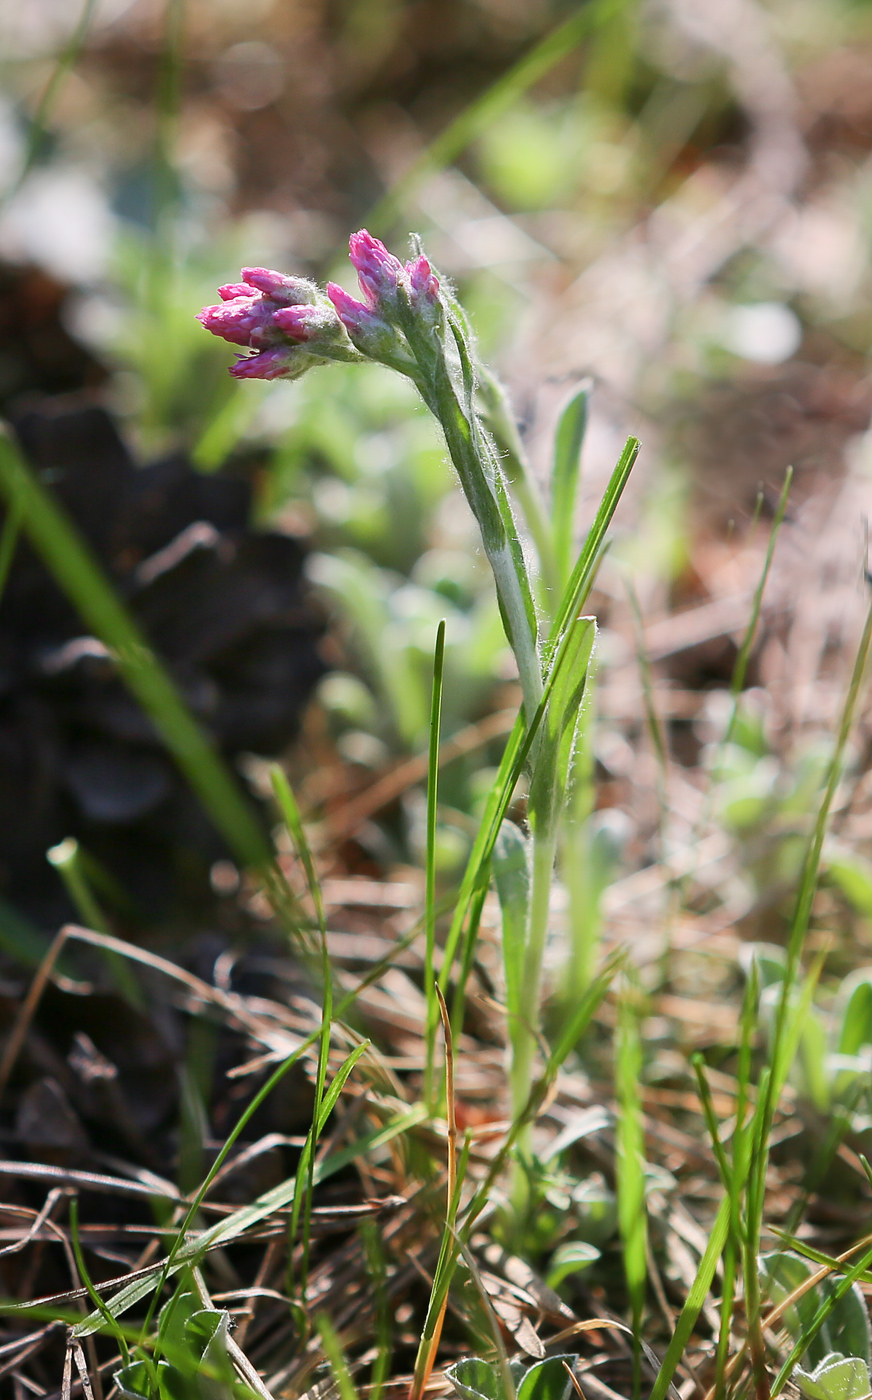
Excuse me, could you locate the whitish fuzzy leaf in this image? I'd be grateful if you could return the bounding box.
[795,1353,872,1400]
[493,819,530,1022]
[759,1252,872,1369]
[516,1354,578,1400]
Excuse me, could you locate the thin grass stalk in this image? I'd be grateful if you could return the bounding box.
[561,657,598,1005]
[615,983,647,1400]
[627,579,668,791]
[0,497,22,599]
[69,1198,130,1367]
[409,989,460,1400]
[138,1031,324,1350]
[706,469,792,804]
[731,474,792,702]
[712,961,760,1400]
[316,1313,359,1400]
[714,1240,738,1400]
[360,1220,392,1400]
[648,1196,732,1400]
[5,0,98,200]
[748,591,872,1327]
[45,838,143,1008]
[270,768,333,1309]
[455,1236,517,1400]
[411,954,622,1400]
[452,882,490,1044]
[425,622,447,1110]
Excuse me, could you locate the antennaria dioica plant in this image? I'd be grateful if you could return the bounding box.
[197,231,639,1210]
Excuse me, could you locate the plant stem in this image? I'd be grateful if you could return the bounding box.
[510,826,557,1162]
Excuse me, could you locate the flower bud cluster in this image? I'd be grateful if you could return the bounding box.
[196,267,359,381]
[197,233,442,384]
[326,231,441,368]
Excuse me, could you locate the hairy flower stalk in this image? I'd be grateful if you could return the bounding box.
[198,233,593,1207]
[329,232,543,719]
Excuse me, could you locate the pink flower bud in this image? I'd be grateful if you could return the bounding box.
[196,297,276,348]
[348,231,404,306]
[241,267,317,304]
[218,282,253,301]
[325,282,382,337]
[272,304,339,341]
[407,253,439,304]
[230,347,309,380]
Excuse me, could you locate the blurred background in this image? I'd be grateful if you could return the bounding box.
[3,0,872,947]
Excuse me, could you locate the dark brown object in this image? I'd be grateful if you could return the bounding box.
[0,400,326,922]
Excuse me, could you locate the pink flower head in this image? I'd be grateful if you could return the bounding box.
[346,230,439,312]
[217,282,253,301]
[239,267,317,304]
[407,253,439,305]
[272,303,337,341]
[347,231,405,306]
[229,347,306,380]
[196,296,278,348]
[198,264,349,379]
[326,281,383,337]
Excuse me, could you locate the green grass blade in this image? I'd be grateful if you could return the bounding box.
[649,1195,731,1400]
[552,382,591,590]
[287,1039,372,1302]
[615,984,647,1398]
[4,0,99,200]
[360,1219,392,1400]
[549,436,640,645]
[730,469,792,704]
[317,1041,371,1137]
[316,1313,360,1400]
[69,1105,425,1336]
[0,496,22,599]
[692,1055,735,1200]
[69,1196,130,1365]
[0,433,272,873]
[46,838,143,1007]
[425,621,447,1109]
[270,764,333,1302]
[368,0,629,232]
[493,820,530,1034]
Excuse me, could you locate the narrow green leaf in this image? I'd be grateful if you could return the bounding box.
[649,1195,731,1400]
[368,0,630,231]
[552,382,590,589]
[69,1105,425,1336]
[425,621,447,1108]
[317,1040,370,1136]
[615,985,647,1397]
